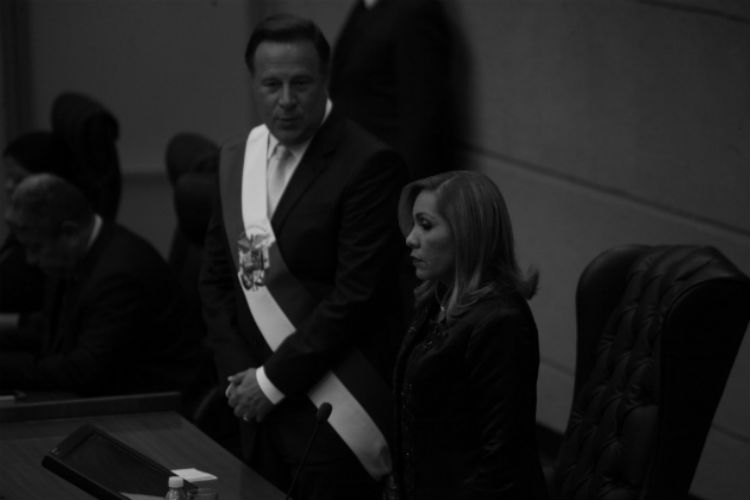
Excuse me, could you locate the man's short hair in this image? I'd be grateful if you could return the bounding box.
[244,13,331,74]
[9,173,93,236]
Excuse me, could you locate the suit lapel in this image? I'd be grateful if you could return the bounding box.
[396,305,431,361]
[49,223,113,353]
[271,112,345,231]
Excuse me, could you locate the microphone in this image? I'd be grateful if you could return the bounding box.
[315,401,333,422]
[285,402,332,500]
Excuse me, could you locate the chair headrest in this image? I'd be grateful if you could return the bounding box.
[51,92,119,153]
[2,130,73,179]
[173,172,215,247]
[165,133,219,186]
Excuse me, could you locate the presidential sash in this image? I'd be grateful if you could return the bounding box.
[219,125,392,480]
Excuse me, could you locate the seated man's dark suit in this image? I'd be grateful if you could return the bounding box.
[199,108,408,498]
[0,235,44,314]
[0,221,201,396]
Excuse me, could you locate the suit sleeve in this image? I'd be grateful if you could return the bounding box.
[0,272,149,394]
[198,180,258,381]
[263,149,407,396]
[0,237,45,313]
[462,310,540,498]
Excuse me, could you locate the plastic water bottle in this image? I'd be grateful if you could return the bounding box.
[165,475,186,500]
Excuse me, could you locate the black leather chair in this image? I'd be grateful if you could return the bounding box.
[170,172,216,315]
[163,133,241,456]
[51,92,122,220]
[551,245,750,499]
[165,132,218,322]
[166,132,218,288]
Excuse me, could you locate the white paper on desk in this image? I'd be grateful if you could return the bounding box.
[172,468,218,482]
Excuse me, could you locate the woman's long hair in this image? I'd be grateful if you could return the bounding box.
[398,170,538,321]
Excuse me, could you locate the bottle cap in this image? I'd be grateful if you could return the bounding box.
[168,476,184,488]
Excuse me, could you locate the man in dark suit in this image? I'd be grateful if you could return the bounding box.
[199,13,407,500]
[0,174,200,396]
[1,131,72,316]
[330,0,460,180]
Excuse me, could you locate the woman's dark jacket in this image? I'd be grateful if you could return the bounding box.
[393,291,548,500]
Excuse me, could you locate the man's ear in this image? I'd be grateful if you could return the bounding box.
[59,220,84,242]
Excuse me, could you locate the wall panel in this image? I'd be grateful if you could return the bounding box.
[463,1,748,231]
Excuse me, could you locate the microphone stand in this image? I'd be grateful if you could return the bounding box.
[285,402,332,500]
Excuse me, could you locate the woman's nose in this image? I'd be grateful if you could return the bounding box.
[405,228,418,249]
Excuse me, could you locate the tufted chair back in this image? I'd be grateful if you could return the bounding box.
[171,172,216,314]
[165,132,219,286]
[162,133,240,455]
[551,245,750,499]
[51,92,122,220]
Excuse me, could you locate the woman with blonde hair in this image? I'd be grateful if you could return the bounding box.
[393,170,548,499]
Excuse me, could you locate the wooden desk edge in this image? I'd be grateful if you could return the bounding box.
[0,391,182,422]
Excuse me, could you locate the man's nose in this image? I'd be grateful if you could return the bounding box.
[278,85,296,108]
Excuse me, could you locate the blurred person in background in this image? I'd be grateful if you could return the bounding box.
[0,173,201,396]
[330,0,460,181]
[1,132,73,315]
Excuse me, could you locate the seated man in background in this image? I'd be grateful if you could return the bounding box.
[1,131,73,316]
[0,173,201,396]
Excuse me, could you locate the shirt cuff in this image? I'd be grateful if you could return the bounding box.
[256,366,285,404]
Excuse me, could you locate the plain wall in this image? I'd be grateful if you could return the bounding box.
[15,0,266,251]
[7,0,749,498]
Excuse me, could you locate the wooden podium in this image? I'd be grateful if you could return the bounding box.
[0,392,284,500]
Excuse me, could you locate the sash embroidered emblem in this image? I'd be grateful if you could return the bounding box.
[238,225,274,290]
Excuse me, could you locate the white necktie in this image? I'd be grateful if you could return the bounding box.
[267,144,293,216]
